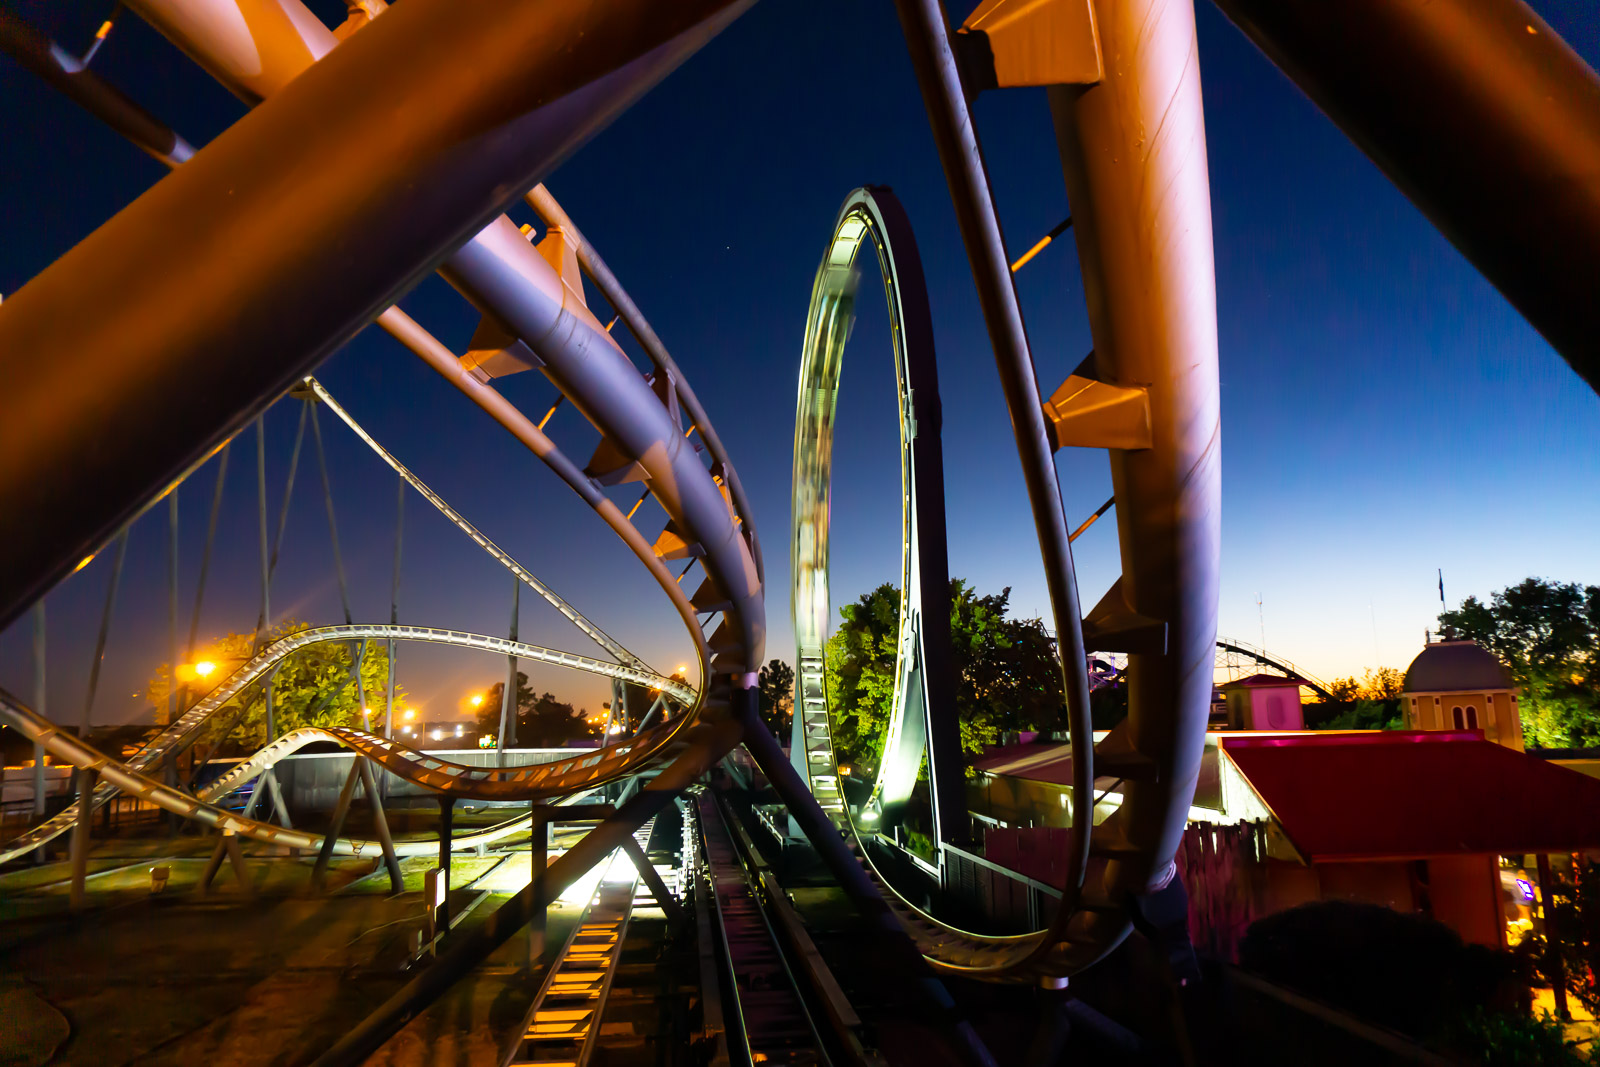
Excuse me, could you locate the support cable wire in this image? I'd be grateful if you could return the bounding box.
[186,443,230,658]
[308,401,352,625]
[80,530,128,735]
[305,376,649,673]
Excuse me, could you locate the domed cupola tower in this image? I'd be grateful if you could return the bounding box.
[1402,640,1523,750]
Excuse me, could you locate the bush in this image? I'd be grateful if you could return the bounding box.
[1240,901,1513,1040]
[1447,1008,1598,1066]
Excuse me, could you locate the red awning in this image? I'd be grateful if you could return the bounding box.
[1221,730,1600,862]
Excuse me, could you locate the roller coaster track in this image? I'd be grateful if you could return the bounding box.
[788,40,1224,974]
[1214,638,1333,700]
[0,624,696,865]
[0,689,559,862]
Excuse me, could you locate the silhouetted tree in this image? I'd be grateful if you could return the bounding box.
[758,659,794,740]
[475,671,601,747]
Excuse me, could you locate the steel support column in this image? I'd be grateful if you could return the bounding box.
[498,579,519,757]
[30,603,45,862]
[437,794,456,928]
[1047,0,1221,908]
[357,757,402,893]
[311,759,363,891]
[893,0,1094,899]
[68,767,96,909]
[1210,0,1600,393]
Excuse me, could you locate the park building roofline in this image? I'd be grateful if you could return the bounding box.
[1402,639,1513,693]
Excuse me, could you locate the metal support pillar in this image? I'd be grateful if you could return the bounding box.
[30,602,46,863]
[1210,0,1600,392]
[264,668,277,744]
[621,833,684,926]
[437,794,456,928]
[311,759,364,891]
[498,578,519,758]
[68,767,96,910]
[255,416,271,647]
[357,757,402,893]
[893,0,1094,898]
[82,531,128,738]
[242,763,294,830]
[198,828,254,898]
[166,490,181,835]
[386,471,402,739]
[1046,0,1220,901]
[529,803,549,964]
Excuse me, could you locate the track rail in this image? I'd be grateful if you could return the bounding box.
[502,822,654,1067]
[0,624,695,864]
[0,691,544,861]
[699,792,827,1066]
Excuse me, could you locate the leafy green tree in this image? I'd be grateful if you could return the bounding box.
[1439,578,1600,747]
[1530,858,1600,1020]
[823,580,1068,775]
[147,621,403,755]
[758,659,794,740]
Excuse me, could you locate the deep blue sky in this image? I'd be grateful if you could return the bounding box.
[3,0,1596,726]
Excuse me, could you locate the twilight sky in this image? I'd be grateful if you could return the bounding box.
[2,0,1596,727]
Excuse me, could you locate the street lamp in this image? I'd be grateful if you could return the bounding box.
[470,693,484,708]
[175,657,240,684]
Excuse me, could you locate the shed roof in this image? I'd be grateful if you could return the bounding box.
[1220,730,1600,862]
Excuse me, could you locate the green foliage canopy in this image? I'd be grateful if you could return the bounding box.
[823,580,1066,776]
[1439,578,1600,748]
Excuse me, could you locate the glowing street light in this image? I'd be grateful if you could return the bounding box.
[469,693,484,708]
[175,658,236,684]
[403,709,416,721]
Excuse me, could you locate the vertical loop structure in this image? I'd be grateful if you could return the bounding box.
[791,186,966,843]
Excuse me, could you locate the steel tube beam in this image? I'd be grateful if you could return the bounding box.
[525,184,764,585]
[0,11,195,166]
[892,0,1094,899]
[1047,0,1221,921]
[0,0,752,630]
[1210,0,1600,393]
